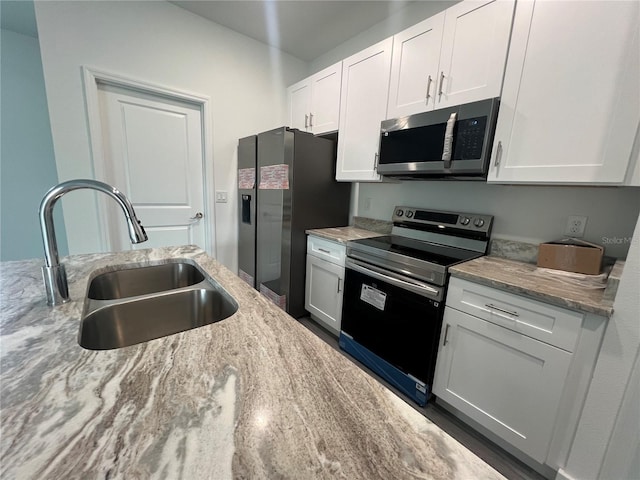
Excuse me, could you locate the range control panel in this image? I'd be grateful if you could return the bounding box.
[392,206,493,235]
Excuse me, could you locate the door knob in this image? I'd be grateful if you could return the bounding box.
[190,212,204,220]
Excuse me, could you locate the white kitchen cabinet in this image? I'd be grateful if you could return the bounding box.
[305,235,346,336]
[433,277,607,473]
[287,79,310,132]
[488,0,640,184]
[436,0,514,109]
[434,306,572,463]
[386,0,514,119]
[386,12,445,118]
[286,62,342,135]
[336,38,393,182]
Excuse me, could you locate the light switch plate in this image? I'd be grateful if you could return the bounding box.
[215,191,228,203]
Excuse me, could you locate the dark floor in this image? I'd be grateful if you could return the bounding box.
[298,316,547,480]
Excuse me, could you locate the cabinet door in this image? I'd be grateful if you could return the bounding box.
[287,79,311,131]
[310,62,342,135]
[433,307,572,463]
[488,0,640,184]
[436,0,514,109]
[336,38,393,182]
[386,13,445,119]
[305,254,344,335]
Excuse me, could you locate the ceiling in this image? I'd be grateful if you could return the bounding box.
[1,0,415,62]
[169,1,413,62]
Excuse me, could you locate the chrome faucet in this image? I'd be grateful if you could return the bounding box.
[39,179,148,306]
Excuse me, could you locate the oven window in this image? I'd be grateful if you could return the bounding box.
[341,267,444,385]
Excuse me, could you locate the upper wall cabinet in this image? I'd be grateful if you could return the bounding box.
[336,38,393,182]
[488,0,640,185]
[287,62,342,135]
[386,12,445,118]
[387,0,515,119]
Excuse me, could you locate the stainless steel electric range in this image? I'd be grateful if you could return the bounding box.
[339,206,493,406]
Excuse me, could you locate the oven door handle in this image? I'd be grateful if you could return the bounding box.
[346,258,442,301]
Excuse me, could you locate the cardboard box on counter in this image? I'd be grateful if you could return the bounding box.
[537,238,604,275]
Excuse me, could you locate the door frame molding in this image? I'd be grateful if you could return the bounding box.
[82,66,215,254]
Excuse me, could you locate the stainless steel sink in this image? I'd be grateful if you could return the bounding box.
[87,262,205,300]
[80,261,238,350]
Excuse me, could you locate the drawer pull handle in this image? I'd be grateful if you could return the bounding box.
[443,324,451,346]
[318,248,331,254]
[485,303,519,317]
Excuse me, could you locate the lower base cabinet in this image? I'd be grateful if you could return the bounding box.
[433,277,606,476]
[304,236,346,336]
[434,306,571,463]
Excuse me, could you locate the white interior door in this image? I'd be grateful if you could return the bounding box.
[97,83,207,251]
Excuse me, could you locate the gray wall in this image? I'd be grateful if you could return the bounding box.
[1,21,67,261]
[358,181,640,259]
[310,1,457,72]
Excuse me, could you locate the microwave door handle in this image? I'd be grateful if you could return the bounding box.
[442,112,457,169]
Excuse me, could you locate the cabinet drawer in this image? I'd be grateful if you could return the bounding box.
[446,277,584,352]
[307,235,346,266]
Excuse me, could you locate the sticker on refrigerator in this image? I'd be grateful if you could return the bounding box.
[259,164,289,190]
[238,168,256,189]
[360,285,386,311]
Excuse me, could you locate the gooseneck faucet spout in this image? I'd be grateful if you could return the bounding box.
[39,179,148,306]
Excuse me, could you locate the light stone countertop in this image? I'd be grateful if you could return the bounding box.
[450,256,616,317]
[305,226,386,244]
[0,246,505,480]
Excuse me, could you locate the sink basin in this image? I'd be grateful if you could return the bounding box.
[87,262,205,300]
[80,261,238,350]
[80,288,237,350]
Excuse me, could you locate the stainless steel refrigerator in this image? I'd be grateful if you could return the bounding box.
[237,127,350,318]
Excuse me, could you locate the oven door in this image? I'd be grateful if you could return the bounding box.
[340,258,445,390]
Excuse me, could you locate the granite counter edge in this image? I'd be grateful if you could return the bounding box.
[449,269,614,318]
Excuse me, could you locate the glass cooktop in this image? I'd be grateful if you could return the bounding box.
[349,235,483,267]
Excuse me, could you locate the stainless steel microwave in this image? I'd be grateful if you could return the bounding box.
[377,98,500,179]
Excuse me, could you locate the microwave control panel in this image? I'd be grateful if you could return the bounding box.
[453,116,487,160]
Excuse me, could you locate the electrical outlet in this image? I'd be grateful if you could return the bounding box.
[564,215,588,238]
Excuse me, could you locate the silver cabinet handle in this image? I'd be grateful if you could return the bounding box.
[494,141,503,167]
[190,212,204,220]
[309,112,314,128]
[438,71,445,100]
[443,323,451,346]
[485,303,519,317]
[426,75,433,103]
[318,248,331,254]
[304,114,308,129]
[337,277,342,293]
[374,152,380,170]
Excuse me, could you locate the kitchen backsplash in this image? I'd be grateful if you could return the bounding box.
[352,216,392,234]
[357,181,640,259]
